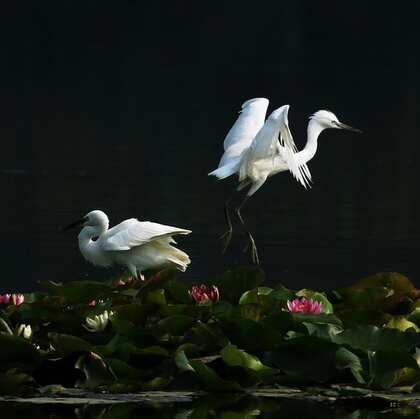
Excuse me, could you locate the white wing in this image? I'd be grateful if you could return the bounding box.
[100,219,191,251]
[217,98,269,168]
[238,105,287,181]
[277,105,312,189]
[238,105,312,188]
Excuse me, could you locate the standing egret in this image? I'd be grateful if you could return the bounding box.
[209,99,362,263]
[64,210,191,279]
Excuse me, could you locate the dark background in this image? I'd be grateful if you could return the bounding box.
[1,1,419,291]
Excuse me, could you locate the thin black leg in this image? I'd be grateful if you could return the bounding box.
[220,194,235,253]
[235,195,259,264]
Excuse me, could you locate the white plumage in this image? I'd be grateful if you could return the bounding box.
[209,99,361,262]
[66,210,191,279]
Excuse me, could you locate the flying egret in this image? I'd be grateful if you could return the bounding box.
[209,98,362,263]
[64,210,191,279]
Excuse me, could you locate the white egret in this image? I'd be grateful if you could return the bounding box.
[64,210,191,279]
[209,98,362,263]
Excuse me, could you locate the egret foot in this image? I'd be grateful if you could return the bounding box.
[243,234,259,265]
[220,228,233,253]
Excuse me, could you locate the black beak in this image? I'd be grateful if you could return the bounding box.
[61,217,87,232]
[337,122,362,133]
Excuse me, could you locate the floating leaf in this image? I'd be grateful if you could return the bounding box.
[41,280,113,304]
[175,350,195,373]
[48,333,92,357]
[0,334,41,371]
[219,317,283,352]
[75,351,115,389]
[371,350,419,389]
[386,316,419,332]
[189,359,242,392]
[141,376,171,390]
[266,337,362,384]
[239,287,273,305]
[0,371,36,395]
[332,325,420,352]
[221,344,277,378]
[157,315,196,336]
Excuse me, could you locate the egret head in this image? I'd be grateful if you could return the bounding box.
[63,210,109,231]
[310,110,362,133]
[83,210,108,227]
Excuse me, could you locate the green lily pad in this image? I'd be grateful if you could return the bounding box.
[41,280,113,304]
[189,359,242,392]
[221,343,278,378]
[157,314,196,336]
[332,325,420,352]
[0,334,41,371]
[266,336,363,384]
[48,333,92,357]
[371,349,420,389]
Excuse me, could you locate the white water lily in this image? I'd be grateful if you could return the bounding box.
[83,310,114,333]
[17,324,32,339]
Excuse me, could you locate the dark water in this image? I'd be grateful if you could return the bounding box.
[1,397,419,419]
[1,2,420,291]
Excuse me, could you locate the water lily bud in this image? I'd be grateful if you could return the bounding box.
[11,294,25,305]
[190,285,220,304]
[17,324,32,339]
[0,294,11,304]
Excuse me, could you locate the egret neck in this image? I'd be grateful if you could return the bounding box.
[295,118,326,166]
[78,219,110,267]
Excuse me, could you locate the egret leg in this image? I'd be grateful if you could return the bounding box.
[235,195,259,265]
[220,195,234,253]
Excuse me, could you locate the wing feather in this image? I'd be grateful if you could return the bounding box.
[238,105,287,181]
[217,98,269,168]
[100,220,191,252]
[277,106,312,189]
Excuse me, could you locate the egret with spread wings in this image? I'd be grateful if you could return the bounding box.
[64,210,191,279]
[209,98,361,263]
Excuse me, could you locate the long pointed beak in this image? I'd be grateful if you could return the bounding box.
[337,122,362,133]
[61,218,86,232]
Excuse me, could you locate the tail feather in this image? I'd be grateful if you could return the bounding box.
[166,247,191,272]
[208,158,240,180]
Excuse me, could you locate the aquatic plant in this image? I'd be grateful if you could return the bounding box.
[83,310,114,332]
[189,284,220,304]
[287,298,322,314]
[1,268,420,397]
[0,293,24,305]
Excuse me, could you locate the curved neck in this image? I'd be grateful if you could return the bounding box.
[78,223,109,266]
[296,119,325,164]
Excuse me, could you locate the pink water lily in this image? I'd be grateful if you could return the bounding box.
[0,293,24,305]
[11,294,25,305]
[190,285,220,304]
[0,294,11,304]
[287,298,322,314]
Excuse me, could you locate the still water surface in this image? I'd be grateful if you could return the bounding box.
[1,396,419,419]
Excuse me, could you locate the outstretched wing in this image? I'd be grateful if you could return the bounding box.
[238,105,287,181]
[100,219,191,251]
[216,98,269,168]
[277,105,312,189]
[238,105,312,188]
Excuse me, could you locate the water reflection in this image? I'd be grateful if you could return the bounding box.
[1,394,419,419]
